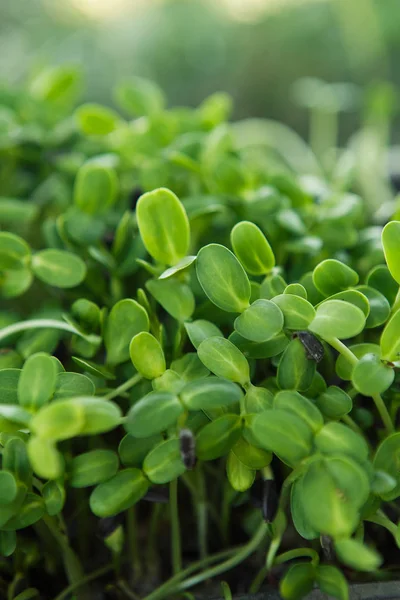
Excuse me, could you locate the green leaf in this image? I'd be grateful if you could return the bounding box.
[118,434,162,467]
[42,480,65,516]
[300,456,369,537]
[352,353,394,395]
[146,278,195,321]
[129,332,166,380]
[316,565,349,600]
[277,338,316,392]
[180,377,243,411]
[0,267,33,298]
[382,220,400,284]
[3,438,32,486]
[335,343,381,381]
[159,255,197,280]
[355,285,390,328]
[315,386,352,419]
[251,409,313,466]
[152,369,184,394]
[274,390,323,433]
[30,400,84,441]
[234,299,284,342]
[114,76,165,117]
[243,384,273,413]
[0,232,31,270]
[143,438,186,484]
[0,405,31,429]
[32,250,86,288]
[27,437,63,480]
[104,299,149,365]
[72,357,116,380]
[0,530,16,557]
[197,337,250,385]
[313,259,359,296]
[284,283,307,299]
[380,308,400,361]
[184,320,223,350]
[231,436,271,469]
[136,188,190,266]
[226,451,255,492]
[90,469,149,517]
[70,450,119,488]
[18,353,57,411]
[3,493,45,530]
[74,160,119,215]
[52,372,95,400]
[271,294,315,330]
[0,471,17,504]
[196,414,242,461]
[319,289,369,318]
[75,397,122,435]
[170,353,209,382]
[366,265,398,306]
[196,244,251,313]
[230,221,275,275]
[71,298,101,331]
[0,369,21,404]
[75,103,121,135]
[373,433,400,500]
[0,351,22,370]
[334,538,382,571]
[308,300,365,340]
[314,422,369,462]
[125,391,183,438]
[280,563,315,600]
[229,331,289,359]
[290,479,319,540]
[260,274,287,300]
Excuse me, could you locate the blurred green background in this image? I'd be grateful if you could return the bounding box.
[1,0,399,139]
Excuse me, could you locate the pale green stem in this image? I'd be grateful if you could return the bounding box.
[142,548,237,600]
[274,547,320,567]
[328,337,394,434]
[341,414,364,436]
[103,373,142,401]
[43,515,86,600]
[0,319,100,344]
[170,478,182,575]
[165,522,268,598]
[52,564,113,600]
[127,506,141,580]
[366,510,398,537]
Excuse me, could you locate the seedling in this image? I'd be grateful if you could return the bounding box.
[0,67,400,600]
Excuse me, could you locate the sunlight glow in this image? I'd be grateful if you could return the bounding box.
[215,0,328,23]
[68,0,144,21]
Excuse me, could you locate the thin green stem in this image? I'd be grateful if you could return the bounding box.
[43,515,86,600]
[196,465,208,560]
[0,319,100,344]
[366,510,398,536]
[117,581,141,600]
[274,548,320,567]
[328,337,358,366]
[52,564,112,600]
[103,373,142,401]
[146,504,163,578]
[170,522,268,596]
[249,565,268,594]
[341,414,363,436]
[170,478,182,575]
[372,393,395,434]
[127,506,141,580]
[142,548,238,600]
[328,337,394,434]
